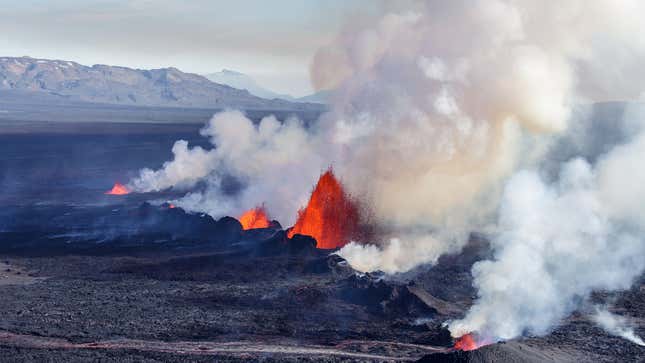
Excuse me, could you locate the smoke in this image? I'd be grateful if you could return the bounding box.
[130,110,324,224]
[130,0,645,342]
[130,140,217,192]
[447,129,645,340]
[334,0,645,273]
[591,306,645,346]
[335,234,459,275]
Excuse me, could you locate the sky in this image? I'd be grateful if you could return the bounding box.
[0,0,379,97]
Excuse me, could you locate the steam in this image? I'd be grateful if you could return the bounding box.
[129,0,645,343]
[335,0,645,273]
[130,110,323,224]
[448,130,645,340]
[330,0,645,343]
[130,140,217,192]
[335,234,459,275]
[591,307,645,346]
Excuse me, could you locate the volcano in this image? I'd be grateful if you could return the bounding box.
[105,182,130,195]
[287,169,361,249]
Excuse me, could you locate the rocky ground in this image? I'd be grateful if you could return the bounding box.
[0,204,643,362]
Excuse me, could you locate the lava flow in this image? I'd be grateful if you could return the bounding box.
[105,182,130,195]
[454,333,490,351]
[238,206,270,230]
[287,169,360,249]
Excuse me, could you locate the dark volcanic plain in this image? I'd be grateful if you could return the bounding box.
[0,120,643,362]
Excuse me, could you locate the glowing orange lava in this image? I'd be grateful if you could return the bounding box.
[287,169,360,249]
[168,203,176,209]
[238,206,271,230]
[454,334,477,351]
[454,333,489,351]
[105,182,130,195]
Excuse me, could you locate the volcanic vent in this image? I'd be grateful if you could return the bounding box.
[238,206,271,230]
[105,182,130,195]
[288,169,362,249]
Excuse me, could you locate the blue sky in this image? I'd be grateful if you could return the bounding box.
[0,0,379,96]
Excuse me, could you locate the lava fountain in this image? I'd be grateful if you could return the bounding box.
[238,206,270,230]
[105,182,130,195]
[287,169,360,249]
[454,333,490,351]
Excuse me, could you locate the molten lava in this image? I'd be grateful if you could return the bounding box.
[454,333,490,351]
[287,169,360,249]
[238,206,271,230]
[454,334,477,351]
[105,182,130,195]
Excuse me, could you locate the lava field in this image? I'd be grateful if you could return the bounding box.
[0,201,642,362]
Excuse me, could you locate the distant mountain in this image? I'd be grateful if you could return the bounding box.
[205,69,328,104]
[0,57,324,111]
[204,69,295,101]
[296,89,332,104]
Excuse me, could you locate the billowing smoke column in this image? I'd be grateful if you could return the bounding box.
[129,111,324,225]
[448,142,645,341]
[129,0,645,345]
[333,0,645,273]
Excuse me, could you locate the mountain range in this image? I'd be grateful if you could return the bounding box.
[204,69,330,104]
[0,56,325,111]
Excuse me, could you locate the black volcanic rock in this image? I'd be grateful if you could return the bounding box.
[124,203,242,245]
[253,230,288,256]
[253,232,320,256]
[0,56,325,111]
[214,216,243,245]
[300,253,354,276]
[269,220,282,229]
[338,273,438,317]
[288,234,317,253]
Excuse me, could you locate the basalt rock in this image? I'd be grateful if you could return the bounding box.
[252,231,319,256]
[287,234,317,254]
[132,203,242,245]
[214,216,243,245]
[301,253,355,277]
[338,273,438,317]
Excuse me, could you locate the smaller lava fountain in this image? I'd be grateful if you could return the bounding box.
[105,182,130,195]
[287,169,361,249]
[454,333,490,351]
[238,206,271,230]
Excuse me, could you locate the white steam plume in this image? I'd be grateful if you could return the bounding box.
[591,306,645,346]
[129,110,323,224]
[448,131,645,340]
[130,140,217,192]
[334,0,645,273]
[336,234,458,275]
